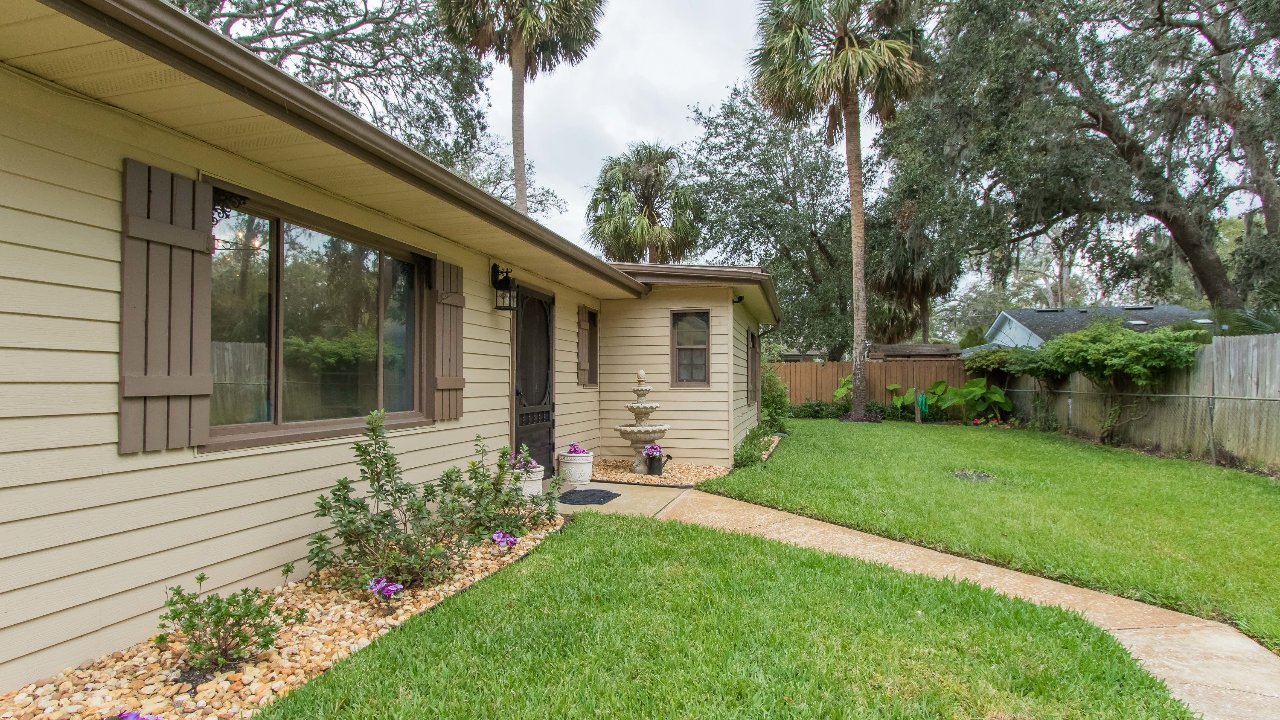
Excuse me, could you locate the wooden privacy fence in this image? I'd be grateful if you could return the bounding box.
[772,359,972,406]
[1004,333,1280,470]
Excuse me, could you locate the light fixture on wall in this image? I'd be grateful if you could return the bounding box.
[490,263,516,311]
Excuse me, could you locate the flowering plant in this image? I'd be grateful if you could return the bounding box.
[565,442,590,455]
[643,443,663,458]
[492,531,519,548]
[113,713,162,720]
[506,450,536,472]
[366,576,405,600]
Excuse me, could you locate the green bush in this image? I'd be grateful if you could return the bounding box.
[734,425,775,469]
[759,364,791,434]
[156,569,306,671]
[1037,321,1202,387]
[965,322,1203,388]
[790,399,851,419]
[864,400,905,421]
[307,411,561,590]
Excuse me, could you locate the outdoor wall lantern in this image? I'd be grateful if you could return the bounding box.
[491,263,516,311]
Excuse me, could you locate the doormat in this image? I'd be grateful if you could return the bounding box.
[559,488,621,505]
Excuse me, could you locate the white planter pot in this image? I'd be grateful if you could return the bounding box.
[520,461,546,497]
[559,452,594,486]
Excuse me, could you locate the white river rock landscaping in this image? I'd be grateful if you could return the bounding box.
[0,519,562,720]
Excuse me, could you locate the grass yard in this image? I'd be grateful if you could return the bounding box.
[702,419,1280,651]
[259,513,1191,719]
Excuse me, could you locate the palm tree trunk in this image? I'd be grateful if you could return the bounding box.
[842,94,868,419]
[510,37,529,215]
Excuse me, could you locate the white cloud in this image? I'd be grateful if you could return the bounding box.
[486,0,758,246]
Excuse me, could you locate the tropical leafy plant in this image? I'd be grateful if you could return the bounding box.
[947,378,1012,422]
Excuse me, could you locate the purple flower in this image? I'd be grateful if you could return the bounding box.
[381,583,404,598]
[643,443,663,458]
[566,442,589,455]
[492,531,519,548]
[367,577,387,593]
[115,713,161,720]
[507,451,535,471]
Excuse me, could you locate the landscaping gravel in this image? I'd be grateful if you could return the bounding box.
[0,518,562,720]
[592,458,730,487]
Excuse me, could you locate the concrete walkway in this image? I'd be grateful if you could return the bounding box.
[560,484,1280,720]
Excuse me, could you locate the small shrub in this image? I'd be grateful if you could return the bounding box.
[865,400,905,421]
[759,363,791,434]
[790,399,852,419]
[308,411,562,590]
[155,569,305,672]
[733,425,774,469]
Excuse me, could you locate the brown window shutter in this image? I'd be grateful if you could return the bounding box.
[748,332,760,404]
[433,260,466,420]
[119,159,214,453]
[577,305,591,386]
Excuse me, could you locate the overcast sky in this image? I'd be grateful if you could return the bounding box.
[484,0,758,248]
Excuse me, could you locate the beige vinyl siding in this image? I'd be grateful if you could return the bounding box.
[598,286,733,466]
[0,66,601,690]
[731,302,759,448]
[553,290,602,456]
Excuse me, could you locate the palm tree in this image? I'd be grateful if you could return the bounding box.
[585,143,703,263]
[439,0,605,215]
[751,0,926,419]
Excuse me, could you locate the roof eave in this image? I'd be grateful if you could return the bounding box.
[609,263,783,325]
[36,0,645,298]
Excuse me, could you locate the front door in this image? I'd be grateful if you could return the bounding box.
[514,286,555,471]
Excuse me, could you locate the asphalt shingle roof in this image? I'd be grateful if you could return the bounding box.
[1002,304,1212,342]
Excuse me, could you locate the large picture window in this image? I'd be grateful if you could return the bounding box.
[671,310,711,387]
[210,193,428,441]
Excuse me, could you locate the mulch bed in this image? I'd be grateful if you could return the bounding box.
[590,458,730,487]
[0,518,563,720]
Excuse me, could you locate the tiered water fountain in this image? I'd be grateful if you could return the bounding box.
[615,370,670,472]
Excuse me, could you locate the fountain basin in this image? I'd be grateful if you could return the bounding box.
[616,424,670,443]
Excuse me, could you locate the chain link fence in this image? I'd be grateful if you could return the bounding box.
[1006,371,1280,473]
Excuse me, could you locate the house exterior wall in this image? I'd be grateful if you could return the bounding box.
[598,286,734,466]
[731,302,759,448]
[986,313,1044,348]
[0,67,601,690]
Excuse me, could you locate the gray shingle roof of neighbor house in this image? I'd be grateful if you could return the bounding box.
[995,304,1213,343]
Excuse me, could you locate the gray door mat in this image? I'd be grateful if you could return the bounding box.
[558,488,621,505]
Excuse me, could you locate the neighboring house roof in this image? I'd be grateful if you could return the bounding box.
[986,304,1212,346]
[868,344,960,359]
[15,0,645,299]
[610,263,783,325]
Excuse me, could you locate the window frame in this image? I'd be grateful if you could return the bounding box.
[747,330,760,405]
[203,182,436,452]
[670,309,712,389]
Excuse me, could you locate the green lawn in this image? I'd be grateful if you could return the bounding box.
[260,513,1190,719]
[702,419,1280,651]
